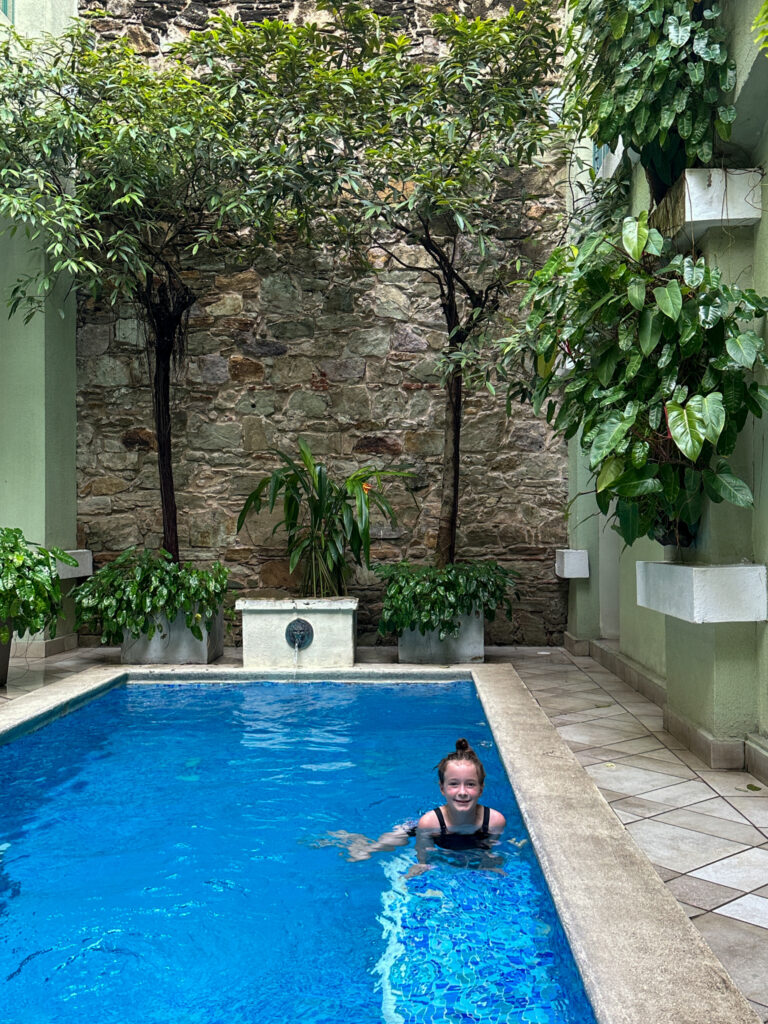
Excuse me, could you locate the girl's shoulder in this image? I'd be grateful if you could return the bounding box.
[486,807,506,832]
[416,808,441,830]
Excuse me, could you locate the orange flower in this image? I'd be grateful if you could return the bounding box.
[362,482,372,493]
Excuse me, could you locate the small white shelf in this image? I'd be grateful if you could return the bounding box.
[636,562,767,624]
[556,549,590,579]
[651,169,762,251]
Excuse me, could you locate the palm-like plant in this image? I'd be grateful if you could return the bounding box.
[237,440,407,598]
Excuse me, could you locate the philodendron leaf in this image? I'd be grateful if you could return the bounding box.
[683,256,705,287]
[654,280,683,320]
[699,391,726,444]
[589,414,633,468]
[622,213,649,262]
[627,278,646,310]
[596,455,625,492]
[702,468,754,508]
[667,399,706,461]
[725,331,758,368]
[638,308,663,355]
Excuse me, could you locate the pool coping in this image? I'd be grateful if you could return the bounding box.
[0,661,759,1024]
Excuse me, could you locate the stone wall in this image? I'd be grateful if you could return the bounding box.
[74,0,569,645]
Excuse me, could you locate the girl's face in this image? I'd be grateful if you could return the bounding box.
[440,760,483,818]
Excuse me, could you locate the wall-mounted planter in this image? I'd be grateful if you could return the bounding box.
[397,611,484,665]
[236,597,358,669]
[650,168,762,251]
[555,549,590,579]
[56,549,93,580]
[121,608,224,664]
[636,562,767,624]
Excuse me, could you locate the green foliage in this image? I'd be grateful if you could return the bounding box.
[375,561,518,641]
[756,3,768,52]
[74,548,228,646]
[565,1,736,197]
[237,440,409,598]
[502,215,768,546]
[0,528,77,644]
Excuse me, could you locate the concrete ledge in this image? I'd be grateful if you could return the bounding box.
[636,561,768,624]
[745,733,768,787]
[474,664,758,1024]
[587,638,667,709]
[665,705,745,771]
[564,631,591,657]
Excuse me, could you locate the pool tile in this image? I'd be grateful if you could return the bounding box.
[654,808,767,847]
[694,914,768,1006]
[586,762,685,796]
[638,779,718,808]
[690,848,768,891]
[715,895,768,929]
[625,819,748,873]
[666,875,744,910]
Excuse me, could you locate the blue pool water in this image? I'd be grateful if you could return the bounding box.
[0,681,597,1024]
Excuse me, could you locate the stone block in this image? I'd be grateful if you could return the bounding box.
[228,355,265,382]
[242,416,267,453]
[192,420,243,452]
[205,293,243,317]
[286,390,329,418]
[318,357,366,380]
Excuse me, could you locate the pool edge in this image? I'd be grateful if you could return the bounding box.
[472,664,759,1024]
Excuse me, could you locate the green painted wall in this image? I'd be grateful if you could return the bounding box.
[0,227,76,548]
[618,538,667,679]
[566,437,600,639]
[14,1,76,37]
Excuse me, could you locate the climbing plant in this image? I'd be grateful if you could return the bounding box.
[499,215,768,547]
[565,0,737,202]
[755,2,768,52]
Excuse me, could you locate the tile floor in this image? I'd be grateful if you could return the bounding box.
[3,643,768,1019]
[507,647,768,1023]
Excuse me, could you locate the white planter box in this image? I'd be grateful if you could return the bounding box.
[555,549,590,579]
[651,168,762,251]
[636,562,767,624]
[121,608,224,664]
[397,611,484,665]
[56,549,93,580]
[236,597,358,669]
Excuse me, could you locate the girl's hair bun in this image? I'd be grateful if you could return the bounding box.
[455,738,470,753]
[435,737,486,785]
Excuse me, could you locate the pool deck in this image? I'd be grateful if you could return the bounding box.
[2,644,767,1023]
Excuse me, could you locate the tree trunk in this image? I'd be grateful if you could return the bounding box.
[434,368,462,568]
[152,331,179,561]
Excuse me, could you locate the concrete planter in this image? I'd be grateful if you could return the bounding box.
[650,168,762,251]
[121,608,224,665]
[636,562,768,624]
[0,620,10,686]
[236,597,358,669]
[555,549,590,579]
[397,610,485,665]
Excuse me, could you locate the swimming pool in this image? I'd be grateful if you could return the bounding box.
[0,680,596,1023]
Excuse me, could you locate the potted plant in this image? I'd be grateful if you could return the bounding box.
[375,560,518,664]
[0,527,77,684]
[504,213,768,548]
[235,438,407,669]
[74,548,228,664]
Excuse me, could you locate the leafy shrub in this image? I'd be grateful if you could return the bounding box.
[504,214,768,546]
[375,561,518,641]
[0,527,76,644]
[74,548,228,646]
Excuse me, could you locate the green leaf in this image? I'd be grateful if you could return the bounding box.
[699,392,726,444]
[589,415,633,468]
[725,332,758,368]
[654,280,683,321]
[596,456,625,492]
[702,469,754,508]
[638,308,663,355]
[666,399,706,461]
[622,213,649,262]
[627,278,646,310]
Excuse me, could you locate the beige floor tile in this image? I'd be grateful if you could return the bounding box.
[652,863,680,881]
[698,772,767,798]
[638,745,690,765]
[715,894,768,929]
[679,902,707,918]
[728,798,768,828]
[674,749,712,772]
[666,874,744,910]
[690,848,768,891]
[610,795,681,817]
[651,731,687,749]
[747,1000,768,1023]
[575,750,607,766]
[694,913,768,1006]
[597,736,666,755]
[586,762,687,797]
[596,788,629,802]
[692,797,755,825]
[638,779,718,808]
[613,808,640,823]
[558,720,650,748]
[538,694,615,713]
[654,808,766,847]
[617,753,696,780]
[625,819,747,873]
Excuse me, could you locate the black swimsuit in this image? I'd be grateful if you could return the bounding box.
[431,805,492,851]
